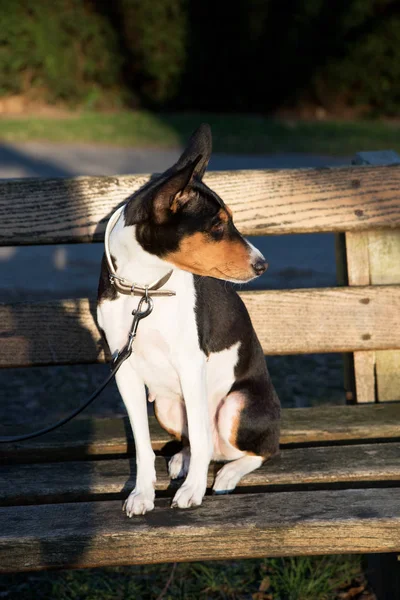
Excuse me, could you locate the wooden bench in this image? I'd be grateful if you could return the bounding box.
[1,152,400,596]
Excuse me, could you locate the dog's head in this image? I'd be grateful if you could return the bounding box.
[124,124,267,283]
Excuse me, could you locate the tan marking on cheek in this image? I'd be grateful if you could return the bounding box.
[226,205,233,217]
[165,232,253,279]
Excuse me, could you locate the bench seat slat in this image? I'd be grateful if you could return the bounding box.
[1,488,399,571]
[2,285,400,367]
[1,442,399,507]
[1,166,400,245]
[1,405,400,463]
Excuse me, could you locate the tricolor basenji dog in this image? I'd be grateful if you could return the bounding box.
[97,124,280,516]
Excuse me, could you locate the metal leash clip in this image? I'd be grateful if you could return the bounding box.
[112,292,154,368]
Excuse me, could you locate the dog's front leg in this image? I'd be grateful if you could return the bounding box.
[116,361,156,516]
[172,358,212,509]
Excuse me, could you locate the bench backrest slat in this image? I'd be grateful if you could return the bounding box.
[2,285,400,367]
[1,165,400,245]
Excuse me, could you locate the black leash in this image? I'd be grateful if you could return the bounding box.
[0,294,154,444]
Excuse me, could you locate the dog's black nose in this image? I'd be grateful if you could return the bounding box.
[252,260,268,276]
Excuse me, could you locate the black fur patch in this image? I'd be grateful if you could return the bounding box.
[97,253,118,302]
[193,276,281,458]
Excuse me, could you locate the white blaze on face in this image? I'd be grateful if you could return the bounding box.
[246,239,267,266]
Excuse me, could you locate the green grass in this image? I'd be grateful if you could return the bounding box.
[0,110,399,155]
[0,555,363,600]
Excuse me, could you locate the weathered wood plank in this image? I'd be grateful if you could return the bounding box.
[345,231,371,286]
[348,151,400,403]
[375,352,400,401]
[2,285,400,367]
[369,230,400,402]
[1,404,400,463]
[344,210,374,403]
[281,403,400,444]
[1,443,399,506]
[353,351,376,404]
[1,488,399,571]
[334,232,355,402]
[242,285,400,355]
[1,165,400,245]
[0,299,106,367]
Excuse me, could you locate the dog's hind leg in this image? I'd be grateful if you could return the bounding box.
[212,454,263,493]
[168,446,190,480]
[154,397,190,480]
[212,389,280,493]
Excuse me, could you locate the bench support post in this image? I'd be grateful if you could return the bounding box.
[337,150,400,403]
[365,553,400,600]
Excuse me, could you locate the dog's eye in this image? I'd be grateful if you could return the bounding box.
[210,222,224,238]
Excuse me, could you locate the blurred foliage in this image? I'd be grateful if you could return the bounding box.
[184,0,400,115]
[305,0,400,115]
[0,0,123,107]
[116,0,187,105]
[0,0,399,114]
[322,5,400,115]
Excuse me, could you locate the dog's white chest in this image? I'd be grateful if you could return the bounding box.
[132,319,182,400]
[98,270,200,401]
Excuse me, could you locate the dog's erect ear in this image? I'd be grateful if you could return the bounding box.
[124,125,211,226]
[152,156,202,223]
[174,123,212,180]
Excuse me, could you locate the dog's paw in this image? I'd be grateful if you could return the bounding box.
[212,463,241,494]
[171,480,206,509]
[168,449,190,480]
[123,487,155,517]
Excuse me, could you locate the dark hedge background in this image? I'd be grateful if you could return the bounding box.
[1,0,399,114]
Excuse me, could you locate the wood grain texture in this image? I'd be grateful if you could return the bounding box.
[1,443,399,507]
[242,285,400,355]
[345,228,374,403]
[345,231,370,286]
[1,165,400,245]
[334,233,355,402]
[1,488,399,571]
[2,285,400,367]
[353,351,376,404]
[368,230,400,402]
[2,404,400,463]
[375,352,400,401]
[350,151,400,403]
